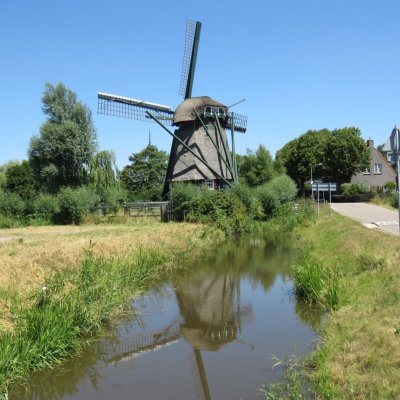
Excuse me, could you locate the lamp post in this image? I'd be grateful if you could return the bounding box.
[311,162,323,201]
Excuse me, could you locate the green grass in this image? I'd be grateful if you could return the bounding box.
[293,208,400,399]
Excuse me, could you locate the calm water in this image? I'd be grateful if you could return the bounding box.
[11,238,323,400]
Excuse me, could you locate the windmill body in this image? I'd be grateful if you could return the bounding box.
[98,20,247,199]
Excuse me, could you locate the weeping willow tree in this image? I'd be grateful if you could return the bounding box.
[89,150,126,208]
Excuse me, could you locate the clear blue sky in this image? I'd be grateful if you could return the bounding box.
[1,0,400,169]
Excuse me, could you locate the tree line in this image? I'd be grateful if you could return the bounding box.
[0,81,371,226]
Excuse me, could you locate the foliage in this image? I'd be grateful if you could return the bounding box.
[0,191,25,218]
[121,145,168,199]
[5,160,37,199]
[0,173,6,191]
[98,185,127,213]
[257,175,298,218]
[56,186,99,224]
[89,150,119,192]
[276,127,370,191]
[384,181,396,193]
[230,183,264,220]
[32,193,60,222]
[340,182,371,196]
[323,127,370,184]
[237,144,275,187]
[28,82,97,192]
[276,130,329,193]
[168,183,201,221]
[189,190,250,235]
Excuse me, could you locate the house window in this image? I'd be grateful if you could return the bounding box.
[363,167,371,175]
[204,179,215,190]
[374,164,382,174]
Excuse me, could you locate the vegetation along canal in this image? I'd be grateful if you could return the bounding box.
[11,239,323,400]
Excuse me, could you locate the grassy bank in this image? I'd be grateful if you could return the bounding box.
[0,221,223,397]
[291,208,400,399]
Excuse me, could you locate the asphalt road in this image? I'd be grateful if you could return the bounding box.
[331,202,400,236]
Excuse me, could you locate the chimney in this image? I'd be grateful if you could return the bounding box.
[366,138,374,148]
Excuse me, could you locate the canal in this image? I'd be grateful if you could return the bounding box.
[11,238,322,399]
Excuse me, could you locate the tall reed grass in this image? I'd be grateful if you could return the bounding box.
[292,258,339,310]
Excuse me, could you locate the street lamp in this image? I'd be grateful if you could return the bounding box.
[311,162,323,201]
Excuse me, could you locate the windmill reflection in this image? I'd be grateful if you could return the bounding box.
[175,273,253,400]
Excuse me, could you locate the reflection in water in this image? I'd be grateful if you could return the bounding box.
[10,238,324,400]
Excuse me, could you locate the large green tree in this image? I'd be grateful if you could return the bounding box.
[121,144,168,200]
[237,144,275,187]
[323,127,369,184]
[276,127,369,191]
[276,129,329,192]
[29,82,97,192]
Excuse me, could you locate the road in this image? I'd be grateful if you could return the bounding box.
[331,202,399,236]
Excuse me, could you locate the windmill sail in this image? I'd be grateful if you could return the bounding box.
[179,20,202,99]
[227,113,248,133]
[98,92,174,125]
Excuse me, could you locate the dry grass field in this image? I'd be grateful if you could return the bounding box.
[0,221,221,330]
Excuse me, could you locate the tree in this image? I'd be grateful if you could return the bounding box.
[121,144,169,199]
[89,150,119,191]
[5,160,37,199]
[28,82,97,192]
[276,130,329,193]
[323,127,369,185]
[276,127,370,191]
[237,144,275,187]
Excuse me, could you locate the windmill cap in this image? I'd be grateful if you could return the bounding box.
[174,96,227,125]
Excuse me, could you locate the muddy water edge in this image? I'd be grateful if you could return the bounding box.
[10,237,323,400]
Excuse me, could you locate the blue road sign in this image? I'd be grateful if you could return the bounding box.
[311,182,337,191]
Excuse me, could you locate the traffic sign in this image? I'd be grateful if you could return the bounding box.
[311,182,337,191]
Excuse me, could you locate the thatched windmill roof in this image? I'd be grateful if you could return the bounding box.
[173,96,227,125]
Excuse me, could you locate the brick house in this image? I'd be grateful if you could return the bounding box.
[351,139,396,187]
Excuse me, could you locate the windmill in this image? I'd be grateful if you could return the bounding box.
[98,20,247,199]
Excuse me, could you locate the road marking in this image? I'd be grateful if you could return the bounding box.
[373,221,399,227]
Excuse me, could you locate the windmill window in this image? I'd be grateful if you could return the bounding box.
[204,179,215,190]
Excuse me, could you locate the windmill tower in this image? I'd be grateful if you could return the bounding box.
[98,20,247,199]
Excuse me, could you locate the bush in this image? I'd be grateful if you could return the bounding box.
[189,190,249,235]
[168,183,201,221]
[229,183,264,220]
[384,181,396,194]
[32,193,60,222]
[256,175,297,218]
[340,182,371,196]
[0,191,25,218]
[57,186,100,224]
[99,186,128,213]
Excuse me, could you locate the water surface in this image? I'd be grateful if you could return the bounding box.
[11,238,322,400]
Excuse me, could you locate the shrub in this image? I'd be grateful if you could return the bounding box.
[388,192,398,209]
[32,193,60,222]
[168,183,201,221]
[189,190,249,235]
[384,181,396,194]
[99,186,128,213]
[57,186,100,224]
[257,175,297,218]
[230,183,264,220]
[0,191,25,218]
